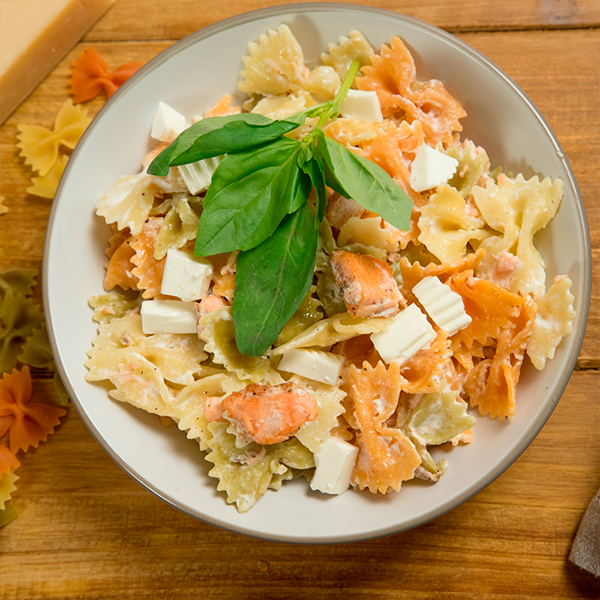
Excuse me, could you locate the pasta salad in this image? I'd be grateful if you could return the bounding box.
[85,26,576,513]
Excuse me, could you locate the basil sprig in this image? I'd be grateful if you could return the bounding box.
[148,60,413,356]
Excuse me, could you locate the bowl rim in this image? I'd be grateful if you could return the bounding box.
[43,2,592,544]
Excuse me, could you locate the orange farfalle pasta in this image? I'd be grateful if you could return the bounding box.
[399,328,452,393]
[399,248,484,293]
[104,233,138,292]
[463,298,536,420]
[0,444,20,477]
[204,95,242,118]
[16,99,91,177]
[130,217,167,299]
[69,47,145,103]
[447,272,537,420]
[343,361,421,493]
[356,36,466,145]
[0,366,66,454]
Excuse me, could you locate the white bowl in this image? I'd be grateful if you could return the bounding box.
[44,3,591,543]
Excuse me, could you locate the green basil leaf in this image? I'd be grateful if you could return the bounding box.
[316,130,413,231]
[298,145,327,228]
[147,113,304,176]
[170,114,305,166]
[233,203,318,356]
[147,143,173,176]
[194,137,311,256]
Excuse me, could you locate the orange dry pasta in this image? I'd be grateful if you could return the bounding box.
[0,367,66,454]
[69,47,145,104]
[0,445,19,477]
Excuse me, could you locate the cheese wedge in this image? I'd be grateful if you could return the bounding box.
[0,0,114,124]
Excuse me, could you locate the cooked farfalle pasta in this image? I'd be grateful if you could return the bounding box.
[0,196,7,216]
[95,170,187,236]
[320,30,373,79]
[527,275,576,370]
[86,27,575,512]
[418,183,488,264]
[472,173,563,299]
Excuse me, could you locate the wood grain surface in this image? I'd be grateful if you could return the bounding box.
[0,1,599,598]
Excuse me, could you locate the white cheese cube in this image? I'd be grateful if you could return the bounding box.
[412,276,472,336]
[339,89,383,122]
[371,303,436,365]
[310,437,359,495]
[409,144,459,193]
[150,101,187,143]
[160,249,213,302]
[140,300,198,334]
[178,156,221,195]
[278,349,344,385]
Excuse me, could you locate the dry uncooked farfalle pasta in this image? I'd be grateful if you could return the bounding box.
[69,47,145,103]
[0,269,38,300]
[17,322,53,369]
[0,366,66,454]
[26,155,68,199]
[0,444,19,477]
[0,290,45,374]
[0,470,18,511]
[526,275,576,370]
[16,99,91,177]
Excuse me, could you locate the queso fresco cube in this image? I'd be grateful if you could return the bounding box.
[160,248,213,302]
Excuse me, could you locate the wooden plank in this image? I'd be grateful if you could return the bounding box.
[84,0,600,42]
[0,372,597,599]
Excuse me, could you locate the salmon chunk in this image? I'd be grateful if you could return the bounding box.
[222,382,318,446]
[330,250,405,318]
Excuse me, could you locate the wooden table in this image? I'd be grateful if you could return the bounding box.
[0,1,599,598]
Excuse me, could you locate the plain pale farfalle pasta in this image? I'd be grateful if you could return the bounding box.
[472,173,563,299]
[526,275,576,370]
[16,99,91,177]
[85,26,576,513]
[26,154,69,199]
[418,183,489,264]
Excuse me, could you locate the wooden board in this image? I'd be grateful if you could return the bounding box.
[0,2,598,598]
